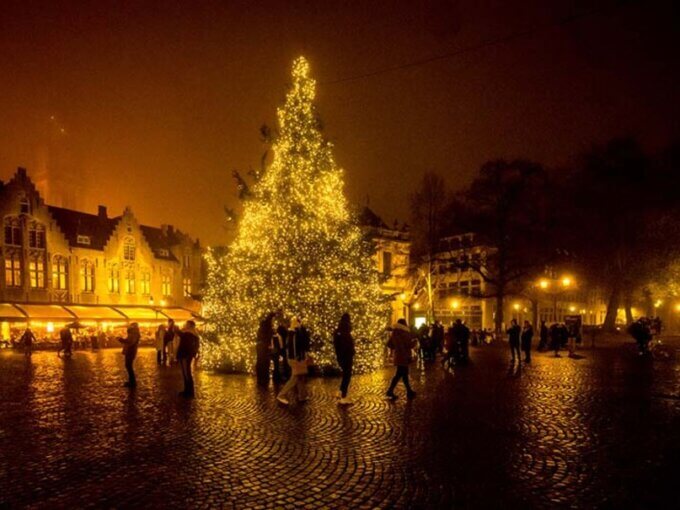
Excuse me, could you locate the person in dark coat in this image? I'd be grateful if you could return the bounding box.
[537,321,549,351]
[177,320,200,398]
[21,327,36,356]
[386,319,417,400]
[333,313,355,405]
[549,323,561,357]
[507,319,521,362]
[119,323,140,388]
[256,313,275,385]
[451,319,470,364]
[521,320,534,363]
[58,327,73,357]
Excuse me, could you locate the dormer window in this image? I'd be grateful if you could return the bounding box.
[77,235,91,246]
[158,248,169,258]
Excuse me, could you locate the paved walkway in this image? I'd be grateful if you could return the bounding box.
[0,343,678,509]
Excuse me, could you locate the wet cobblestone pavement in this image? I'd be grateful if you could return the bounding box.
[1,343,679,509]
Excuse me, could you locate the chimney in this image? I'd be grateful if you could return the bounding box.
[98,205,107,219]
[17,167,27,179]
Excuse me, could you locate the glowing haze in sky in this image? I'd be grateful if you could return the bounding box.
[0,0,676,245]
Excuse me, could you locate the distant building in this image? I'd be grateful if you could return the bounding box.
[0,167,203,340]
[359,207,411,325]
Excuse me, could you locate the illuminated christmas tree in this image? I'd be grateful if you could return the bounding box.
[202,56,391,373]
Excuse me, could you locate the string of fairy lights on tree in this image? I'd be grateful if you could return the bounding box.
[202,56,391,373]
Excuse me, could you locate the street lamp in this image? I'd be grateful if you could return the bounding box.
[451,299,460,310]
[538,278,550,289]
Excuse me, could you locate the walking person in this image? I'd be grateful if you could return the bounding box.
[155,324,166,365]
[333,313,355,405]
[386,319,417,400]
[277,318,311,405]
[21,327,36,356]
[119,323,140,388]
[521,320,534,363]
[177,320,200,398]
[507,319,521,363]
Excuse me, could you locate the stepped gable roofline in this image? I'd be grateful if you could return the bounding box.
[5,167,46,206]
[140,225,181,262]
[47,205,120,250]
[358,206,389,229]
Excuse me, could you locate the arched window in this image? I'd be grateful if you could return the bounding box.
[52,255,68,290]
[29,255,46,289]
[4,252,22,287]
[125,269,136,294]
[4,217,22,246]
[81,260,95,292]
[123,237,136,261]
[108,264,120,293]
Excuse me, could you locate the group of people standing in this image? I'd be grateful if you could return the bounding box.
[256,313,356,406]
[628,316,663,355]
[119,319,200,398]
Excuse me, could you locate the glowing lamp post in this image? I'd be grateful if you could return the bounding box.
[536,275,576,322]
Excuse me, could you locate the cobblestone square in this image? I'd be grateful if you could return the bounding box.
[1,343,678,509]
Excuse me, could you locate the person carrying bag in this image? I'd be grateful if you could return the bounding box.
[276,318,310,405]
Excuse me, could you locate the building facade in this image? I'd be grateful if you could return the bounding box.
[359,207,411,325]
[0,168,203,312]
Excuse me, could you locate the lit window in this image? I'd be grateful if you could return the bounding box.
[382,251,392,276]
[51,255,68,290]
[108,265,120,293]
[4,253,22,287]
[162,274,171,296]
[29,256,45,288]
[28,223,46,249]
[125,270,136,294]
[123,238,136,261]
[183,278,191,297]
[81,260,95,292]
[4,218,22,246]
[140,271,151,295]
[158,248,169,258]
[77,235,91,246]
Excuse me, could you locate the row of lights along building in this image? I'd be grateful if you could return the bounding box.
[0,167,669,344]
